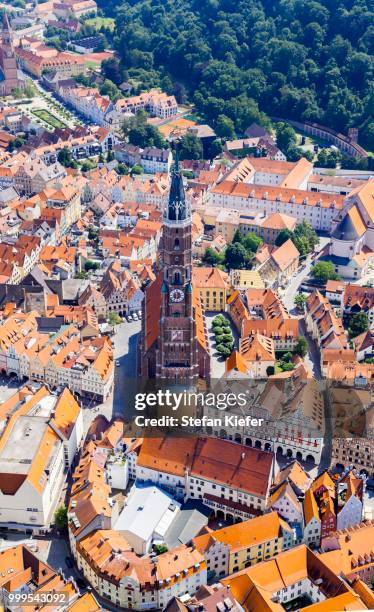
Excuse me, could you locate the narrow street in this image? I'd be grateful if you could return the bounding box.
[298,319,322,380]
[280,235,330,312]
[81,320,141,432]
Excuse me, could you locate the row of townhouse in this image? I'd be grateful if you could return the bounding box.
[303,470,364,548]
[100,230,159,264]
[0,312,114,399]
[0,235,42,284]
[253,239,300,288]
[77,534,206,610]
[222,541,374,611]
[34,128,118,165]
[43,183,82,234]
[193,511,296,580]
[58,86,177,133]
[117,173,170,209]
[118,89,178,118]
[58,85,113,125]
[11,155,66,196]
[342,284,374,327]
[267,460,364,549]
[0,544,98,609]
[115,144,172,174]
[99,260,144,316]
[305,290,349,360]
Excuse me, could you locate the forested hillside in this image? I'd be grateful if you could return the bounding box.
[102,0,373,149]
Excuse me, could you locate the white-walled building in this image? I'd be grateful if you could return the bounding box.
[329,179,374,279]
[114,484,181,554]
[0,385,83,532]
[210,182,344,231]
[136,436,274,522]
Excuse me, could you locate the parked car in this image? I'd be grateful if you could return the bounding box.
[132,313,138,321]
[116,360,120,367]
[127,314,133,322]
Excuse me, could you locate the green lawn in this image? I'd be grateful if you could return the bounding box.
[32,109,67,129]
[85,16,115,31]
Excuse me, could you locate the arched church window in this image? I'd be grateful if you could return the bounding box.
[174,238,180,250]
[174,271,181,285]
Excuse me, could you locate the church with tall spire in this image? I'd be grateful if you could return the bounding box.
[138,151,210,383]
[0,13,25,96]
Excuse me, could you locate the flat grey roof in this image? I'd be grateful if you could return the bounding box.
[164,500,211,549]
[114,484,180,541]
[0,415,50,474]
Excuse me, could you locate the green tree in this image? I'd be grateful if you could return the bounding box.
[279,361,295,372]
[101,57,126,85]
[57,147,74,168]
[179,133,203,160]
[349,312,369,338]
[294,293,307,310]
[154,544,168,555]
[225,242,248,269]
[110,0,373,147]
[24,80,36,98]
[317,148,341,168]
[291,224,318,256]
[312,261,339,282]
[116,163,128,175]
[208,138,223,159]
[203,247,224,265]
[215,114,235,139]
[122,111,166,148]
[275,229,294,247]
[85,260,100,271]
[216,344,232,358]
[212,315,226,326]
[108,312,122,325]
[294,336,308,357]
[243,232,262,253]
[88,227,99,240]
[100,79,122,101]
[54,505,68,529]
[275,123,297,156]
[131,164,143,174]
[232,229,244,244]
[81,159,97,172]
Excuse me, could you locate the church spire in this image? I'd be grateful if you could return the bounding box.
[166,144,189,223]
[3,12,11,32]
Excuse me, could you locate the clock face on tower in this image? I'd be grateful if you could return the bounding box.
[170,288,184,303]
